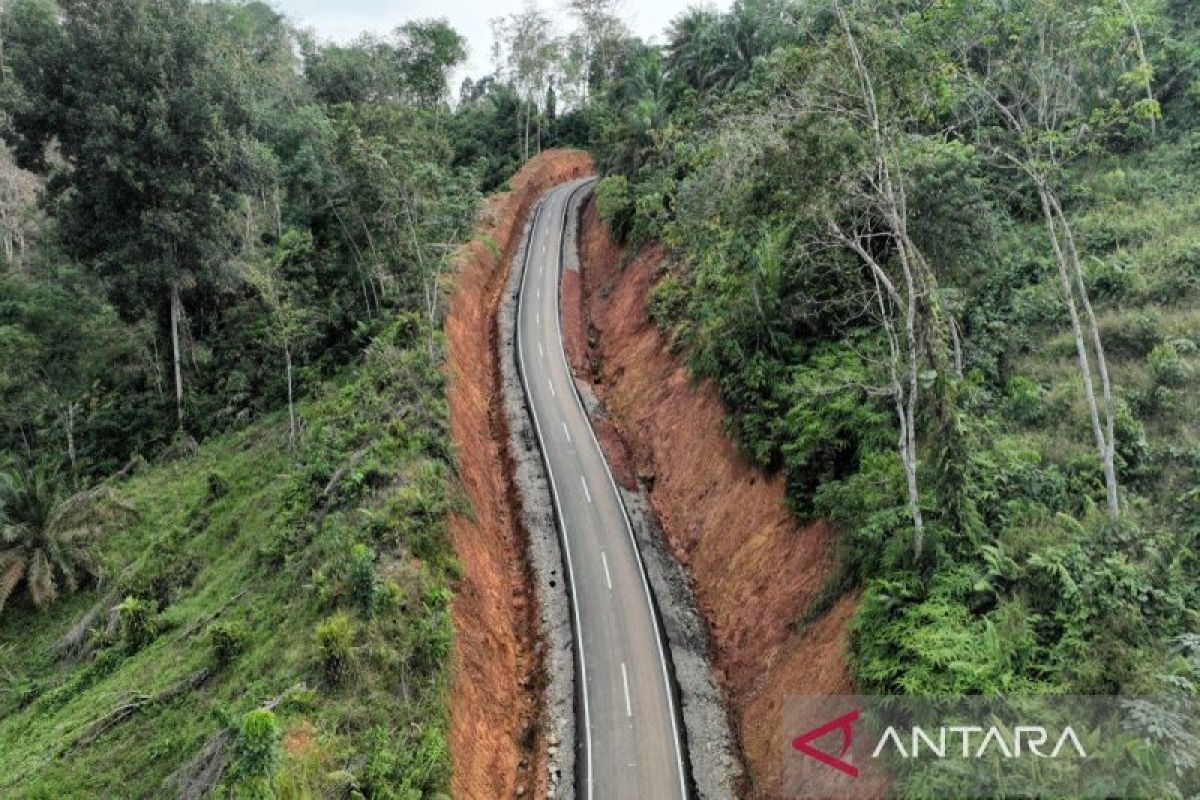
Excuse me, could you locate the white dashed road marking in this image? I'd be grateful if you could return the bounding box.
[621,662,633,718]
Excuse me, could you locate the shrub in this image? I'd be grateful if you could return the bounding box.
[228,708,282,800]
[594,175,634,243]
[648,272,688,328]
[1149,341,1191,389]
[314,612,354,685]
[115,596,158,652]
[207,620,248,667]
[1006,375,1045,425]
[349,543,377,617]
[206,471,229,501]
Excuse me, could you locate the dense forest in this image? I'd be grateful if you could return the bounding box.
[2,0,1200,796]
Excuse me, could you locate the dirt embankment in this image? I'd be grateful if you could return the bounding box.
[445,150,593,800]
[569,198,859,799]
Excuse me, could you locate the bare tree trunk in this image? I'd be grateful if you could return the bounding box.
[170,282,184,429]
[148,332,165,400]
[284,339,296,450]
[1119,0,1157,135]
[948,315,965,379]
[837,221,926,552]
[1045,187,1120,515]
[874,272,925,551]
[1037,184,1119,515]
[837,0,928,553]
[65,401,77,485]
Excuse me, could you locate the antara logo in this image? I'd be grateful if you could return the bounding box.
[791,709,861,778]
[792,709,1089,778]
[870,724,1088,760]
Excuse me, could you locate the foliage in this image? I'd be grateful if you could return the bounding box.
[593,174,634,243]
[0,468,132,616]
[208,620,248,667]
[115,596,159,652]
[0,314,458,796]
[227,708,282,800]
[0,0,477,474]
[349,544,378,617]
[588,2,1200,786]
[315,612,355,686]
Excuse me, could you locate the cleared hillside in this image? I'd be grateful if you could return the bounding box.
[0,317,456,799]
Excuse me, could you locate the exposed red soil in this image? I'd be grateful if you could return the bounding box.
[445,149,594,800]
[561,269,588,378]
[573,198,860,799]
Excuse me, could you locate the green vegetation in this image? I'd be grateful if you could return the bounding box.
[577,0,1200,793]
[0,315,458,797]
[4,0,1200,794]
[0,0,501,795]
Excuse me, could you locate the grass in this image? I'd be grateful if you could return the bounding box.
[0,320,456,799]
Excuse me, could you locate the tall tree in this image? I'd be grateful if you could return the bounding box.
[491,4,559,159]
[945,0,1128,516]
[395,19,467,107]
[564,0,625,103]
[5,0,252,431]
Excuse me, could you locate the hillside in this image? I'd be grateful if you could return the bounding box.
[0,316,457,798]
[584,1,1200,795]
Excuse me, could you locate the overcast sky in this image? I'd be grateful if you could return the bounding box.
[271,0,727,82]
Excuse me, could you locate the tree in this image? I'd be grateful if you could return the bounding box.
[946,0,1127,516]
[5,0,253,431]
[243,230,316,450]
[1118,0,1161,134]
[665,0,794,93]
[0,467,133,616]
[666,7,725,91]
[564,0,626,103]
[395,19,467,107]
[748,0,970,556]
[491,4,559,159]
[0,143,40,271]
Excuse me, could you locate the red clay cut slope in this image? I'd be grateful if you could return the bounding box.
[445,150,594,800]
[571,198,859,799]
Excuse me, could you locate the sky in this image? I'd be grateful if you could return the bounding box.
[271,0,728,82]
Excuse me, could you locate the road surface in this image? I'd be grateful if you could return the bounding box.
[515,178,690,800]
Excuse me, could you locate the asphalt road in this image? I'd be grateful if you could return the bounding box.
[515,179,689,800]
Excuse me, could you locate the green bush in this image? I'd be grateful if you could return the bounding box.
[648,272,688,328]
[206,471,229,501]
[207,620,248,667]
[1149,341,1191,388]
[228,708,282,800]
[594,175,634,243]
[350,543,378,617]
[1006,375,1045,425]
[314,612,354,685]
[115,596,159,652]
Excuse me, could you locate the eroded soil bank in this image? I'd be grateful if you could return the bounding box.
[445,150,593,800]
[569,198,858,799]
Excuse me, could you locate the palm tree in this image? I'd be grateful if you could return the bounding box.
[0,468,133,616]
[666,8,724,91]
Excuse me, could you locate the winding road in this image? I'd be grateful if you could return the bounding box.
[515,178,690,800]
